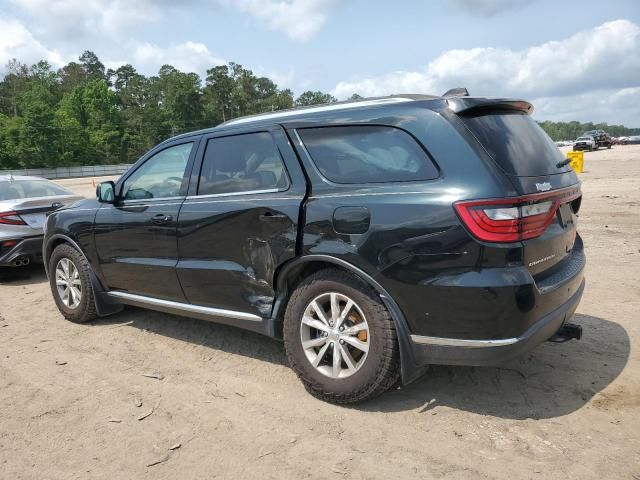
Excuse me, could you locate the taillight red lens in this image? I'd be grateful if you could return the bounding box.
[0,211,27,225]
[454,187,581,243]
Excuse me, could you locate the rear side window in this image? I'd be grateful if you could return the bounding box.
[461,112,571,177]
[297,126,438,184]
[198,132,289,196]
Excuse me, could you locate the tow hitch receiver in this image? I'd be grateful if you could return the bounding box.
[548,323,583,343]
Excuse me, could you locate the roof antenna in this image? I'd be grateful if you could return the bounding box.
[442,88,470,97]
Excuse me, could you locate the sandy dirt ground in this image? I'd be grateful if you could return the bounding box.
[1,146,639,479]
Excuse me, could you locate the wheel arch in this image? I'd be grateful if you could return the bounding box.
[44,233,122,317]
[44,234,85,277]
[272,255,426,385]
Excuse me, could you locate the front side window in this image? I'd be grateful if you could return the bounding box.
[198,132,288,196]
[122,142,193,200]
[297,125,438,184]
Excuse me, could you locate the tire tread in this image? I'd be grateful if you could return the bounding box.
[283,268,400,404]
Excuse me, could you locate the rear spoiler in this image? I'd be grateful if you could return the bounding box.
[446,97,534,116]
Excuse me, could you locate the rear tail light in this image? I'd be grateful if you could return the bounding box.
[0,211,26,225]
[454,187,581,243]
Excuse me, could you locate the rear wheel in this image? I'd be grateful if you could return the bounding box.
[283,269,400,404]
[49,244,97,323]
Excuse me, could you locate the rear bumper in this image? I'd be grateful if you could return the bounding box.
[0,236,44,266]
[408,279,584,366]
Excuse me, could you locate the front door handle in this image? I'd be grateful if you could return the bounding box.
[151,214,173,225]
[259,212,288,222]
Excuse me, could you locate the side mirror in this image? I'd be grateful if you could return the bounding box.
[96,181,116,203]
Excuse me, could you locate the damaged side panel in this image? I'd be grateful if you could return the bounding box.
[176,198,301,316]
[176,126,307,318]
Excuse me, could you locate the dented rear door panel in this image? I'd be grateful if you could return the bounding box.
[176,126,306,317]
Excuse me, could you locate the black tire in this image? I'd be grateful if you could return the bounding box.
[283,269,400,404]
[48,243,97,323]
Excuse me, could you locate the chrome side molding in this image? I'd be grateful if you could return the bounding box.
[107,291,262,322]
[410,334,519,348]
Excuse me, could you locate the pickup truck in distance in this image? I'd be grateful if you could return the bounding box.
[583,129,612,149]
[43,93,586,404]
[573,136,596,151]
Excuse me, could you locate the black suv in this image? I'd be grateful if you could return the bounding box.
[44,94,586,403]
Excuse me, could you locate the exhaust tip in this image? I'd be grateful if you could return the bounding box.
[548,322,582,343]
[12,255,31,267]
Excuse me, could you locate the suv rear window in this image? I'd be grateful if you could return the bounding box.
[298,126,438,184]
[460,112,571,177]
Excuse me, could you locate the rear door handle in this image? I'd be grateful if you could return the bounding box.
[259,212,288,222]
[151,214,173,225]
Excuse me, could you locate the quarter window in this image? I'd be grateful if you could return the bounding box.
[122,142,193,200]
[198,132,288,196]
[298,126,438,184]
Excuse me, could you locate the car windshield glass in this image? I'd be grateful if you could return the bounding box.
[0,180,73,201]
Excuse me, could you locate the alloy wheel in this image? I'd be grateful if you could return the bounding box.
[55,257,82,309]
[300,292,370,379]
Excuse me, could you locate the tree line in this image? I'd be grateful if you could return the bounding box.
[537,120,639,142]
[0,51,340,169]
[1,51,638,169]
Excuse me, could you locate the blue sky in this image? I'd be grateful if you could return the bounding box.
[1,0,639,125]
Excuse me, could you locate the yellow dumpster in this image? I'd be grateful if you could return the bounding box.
[566,151,584,173]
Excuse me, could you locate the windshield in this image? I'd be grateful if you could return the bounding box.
[0,179,73,201]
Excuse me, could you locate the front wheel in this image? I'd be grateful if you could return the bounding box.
[49,243,97,323]
[283,269,400,404]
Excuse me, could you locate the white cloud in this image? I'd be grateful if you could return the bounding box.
[533,88,640,126]
[221,0,339,41]
[449,0,534,16]
[254,66,296,89]
[8,0,167,42]
[331,20,640,125]
[132,41,226,77]
[0,18,67,71]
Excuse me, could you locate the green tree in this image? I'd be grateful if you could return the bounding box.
[57,79,122,164]
[295,90,338,106]
[0,59,30,117]
[17,83,58,167]
[157,65,204,135]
